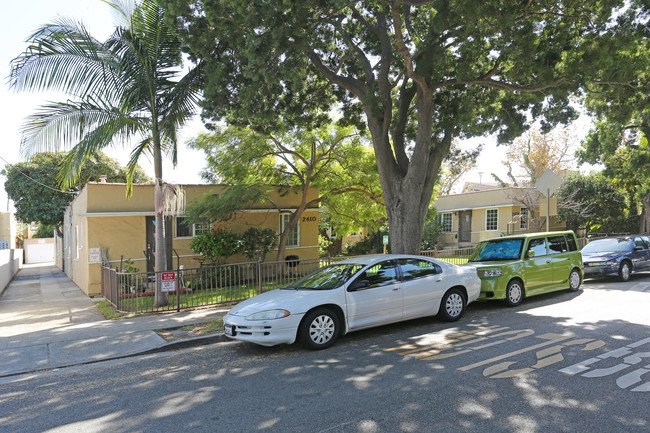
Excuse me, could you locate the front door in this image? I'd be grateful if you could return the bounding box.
[145,216,173,272]
[345,261,402,330]
[459,211,472,243]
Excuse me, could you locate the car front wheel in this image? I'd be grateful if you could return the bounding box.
[619,261,632,282]
[298,308,340,350]
[504,279,524,307]
[569,268,581,291]
[438,288,465,321]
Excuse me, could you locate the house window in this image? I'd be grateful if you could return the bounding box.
[194,221,211,235]
[75,225,80,260]
[486,209,498,231]
[520,208,528,230]
[436,213,453,232]
[176,217,212,238]
[280,213,299,247]
[176,217,192,237]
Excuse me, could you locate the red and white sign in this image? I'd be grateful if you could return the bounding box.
[161,272,176,292]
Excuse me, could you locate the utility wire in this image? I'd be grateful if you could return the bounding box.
[0,154,78,195]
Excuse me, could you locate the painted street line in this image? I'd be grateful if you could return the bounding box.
[560,337,650,392]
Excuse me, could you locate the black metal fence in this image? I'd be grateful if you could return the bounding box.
[101,256,352,313]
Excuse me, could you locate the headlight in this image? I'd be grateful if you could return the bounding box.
[246,309,291,320]
[483,269,503,277]
[606,261,617,266]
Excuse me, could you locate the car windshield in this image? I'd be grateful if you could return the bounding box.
[469,239,524,262]
[582,238,634,253]
[287,263,364,290]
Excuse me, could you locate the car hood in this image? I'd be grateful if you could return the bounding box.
[464,260,519,269]
[582,252,624,261]
[228,288,328,317]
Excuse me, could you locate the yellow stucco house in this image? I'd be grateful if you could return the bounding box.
[61,182,320,296]
[433,186,565,248]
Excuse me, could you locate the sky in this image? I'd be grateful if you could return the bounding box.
[0,0,595,215]
[0,0,206,213]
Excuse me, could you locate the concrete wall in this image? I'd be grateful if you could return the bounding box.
[0,249,23,297]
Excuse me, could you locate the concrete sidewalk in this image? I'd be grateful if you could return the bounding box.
[0,264,230,378]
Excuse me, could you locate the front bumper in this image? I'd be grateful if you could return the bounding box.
[223,312,305,347]
[477,276,508,300]
[583,263,620,278]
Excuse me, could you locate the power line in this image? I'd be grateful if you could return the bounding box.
[0,154,78,195]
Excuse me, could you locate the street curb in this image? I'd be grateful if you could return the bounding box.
[0,333,231,379]
[141,333,230,354]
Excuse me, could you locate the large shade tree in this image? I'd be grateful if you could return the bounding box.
[578,2,650,232]
[9,0,202,306]
[160,0,639,253]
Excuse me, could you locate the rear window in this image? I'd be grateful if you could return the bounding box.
[548,235,568,254]
[397,258,441,281]
[566,234,578,252]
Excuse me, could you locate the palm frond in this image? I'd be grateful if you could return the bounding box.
[9,19,122,101]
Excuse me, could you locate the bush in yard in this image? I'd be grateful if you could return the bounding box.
[190,230,244,265]
[242,228,277,261]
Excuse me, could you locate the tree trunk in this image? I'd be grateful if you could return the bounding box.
[364,88,445,254]
[642,193,650,234]
[153,141,168,307]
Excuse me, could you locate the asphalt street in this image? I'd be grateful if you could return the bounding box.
[1,275,648,433]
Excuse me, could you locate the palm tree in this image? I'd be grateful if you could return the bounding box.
[9,0,202,306]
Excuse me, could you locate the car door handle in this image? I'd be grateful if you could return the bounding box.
[435,278,442,282]
[392,285,400,291]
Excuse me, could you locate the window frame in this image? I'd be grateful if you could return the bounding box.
[519,207,529,230]
[175,216,211,238]
[280,213,300,247]
[486,209,499,231]
[437,213,453,233]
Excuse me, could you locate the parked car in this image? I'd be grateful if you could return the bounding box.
[465,231,583,307]
[223,254,481,349]
[582,236,650,281]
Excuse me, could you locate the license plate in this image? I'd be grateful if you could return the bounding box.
[224,324,235,336]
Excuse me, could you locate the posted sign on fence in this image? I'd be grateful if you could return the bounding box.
[161,272,176,292]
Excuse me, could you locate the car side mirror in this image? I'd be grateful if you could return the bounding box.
[526,250,536,259]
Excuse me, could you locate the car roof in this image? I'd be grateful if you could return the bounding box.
[480,230,576,242]
[333,254,439,266]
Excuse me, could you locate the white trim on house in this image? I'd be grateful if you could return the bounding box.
[436,203,516,213]
[78,207,322,218]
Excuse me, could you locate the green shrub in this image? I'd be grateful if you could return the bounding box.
[242,227,277,261]
[190,229,244,264]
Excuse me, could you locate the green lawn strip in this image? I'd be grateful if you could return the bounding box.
[93,300,144,320]
[116,280,290,313]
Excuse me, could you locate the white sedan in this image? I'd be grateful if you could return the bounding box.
[223,254,481,350]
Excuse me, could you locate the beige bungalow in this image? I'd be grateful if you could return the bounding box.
[433,186,565,248]
[61,182,320,296]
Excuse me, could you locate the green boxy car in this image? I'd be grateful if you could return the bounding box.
[466,231,583,307]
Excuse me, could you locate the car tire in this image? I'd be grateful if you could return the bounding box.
[504,279,524,307]
[569,268,582,291]
[298,308,340,350]
[438,288,466,322]
[619,261,632,282]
